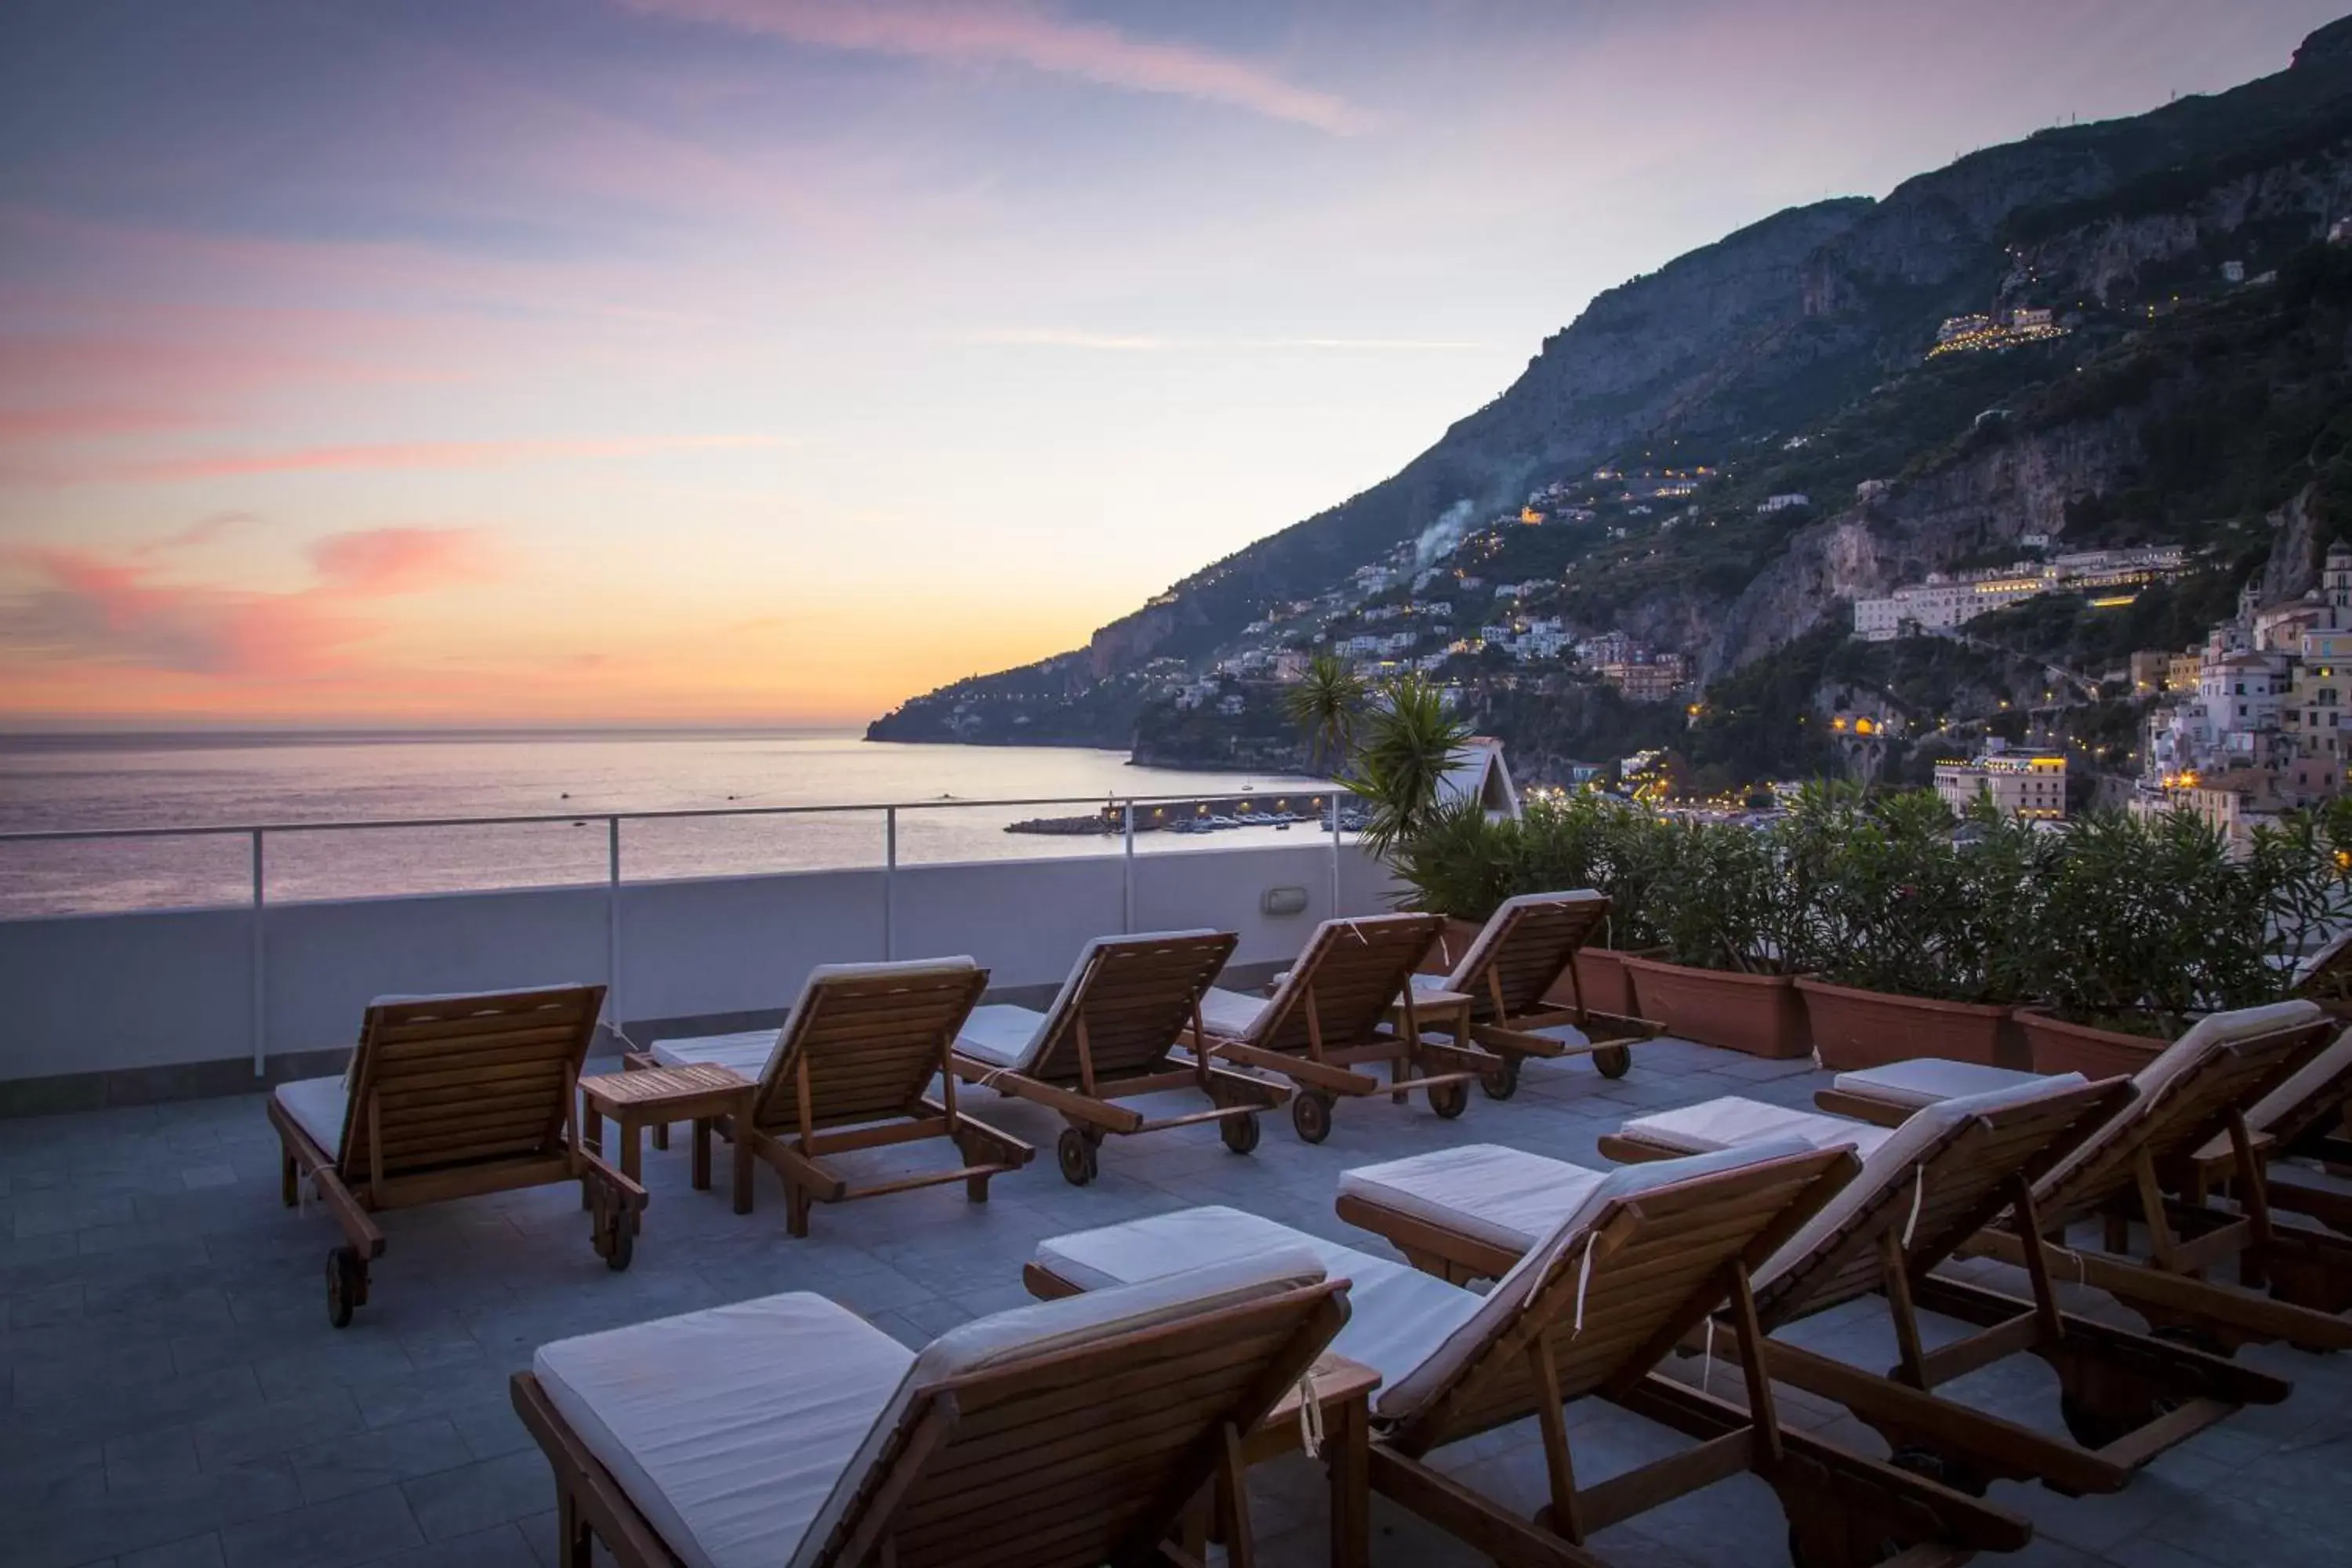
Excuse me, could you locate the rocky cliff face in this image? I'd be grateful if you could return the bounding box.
[871,18,2352,753]
[1708,415,2144,677]
[2008,154,2352,305]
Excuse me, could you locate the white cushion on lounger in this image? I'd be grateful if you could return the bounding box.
[1381,1138,1813,1421]
[953,1004,1044,1070]
[1831,1058,2044,1109]
[535,1293,914,1568]
[792,1250,1324,1568]
[651,1029,779,1077]
[1621,1097,1893,1157]
[1757,1073,2088,1291]
[1338,1145,1606,1254]
[1432,891,1605,990]
[1197,987,1272,1039]
[1040,1142,1815,1425]
[950,931,1229,1074]
[273,1076,347,1152]
[1035,1206,1482,1402]
[2040,1000,2325,1196]
[2245,1026,2352,1134]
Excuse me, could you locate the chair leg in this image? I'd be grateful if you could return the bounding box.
[558,1486,592,1568]
[786,1179,811,1240]
[967,1171,992,1204]
[281,1151,298,1208]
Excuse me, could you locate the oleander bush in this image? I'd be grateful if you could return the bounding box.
[1385,781,2352,1022]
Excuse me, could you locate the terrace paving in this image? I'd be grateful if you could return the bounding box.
[4,1034,2350,1568]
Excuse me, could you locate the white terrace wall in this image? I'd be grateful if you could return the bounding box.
[0,841,1402,1083]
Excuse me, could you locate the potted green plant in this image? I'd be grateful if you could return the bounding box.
[1549,795,1672,1016]
[2017,807,2346,1074]
[1795,790,2047,1070]
[1620,811,1819,1058]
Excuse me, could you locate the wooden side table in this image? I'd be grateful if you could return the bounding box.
[1394,985,1475,1044]
[1181,1351,1377,1568]
[579,1064,755,1215]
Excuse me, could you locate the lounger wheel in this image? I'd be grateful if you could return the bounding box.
[1219,1112,1261,1155]
[1428,1080,1468,1120]
[1593,1044,1632,1079]
[325,1246,363,1329]
[1482,1054,1522,1100]
[1057,1127,1101,1186]
[1291,1092,1334,1145]
[590,1186,636,1271]
[1786,1522,1905,1568]
[1886,1444,1988,1498]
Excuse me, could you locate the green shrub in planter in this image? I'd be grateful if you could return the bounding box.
[1800,788,2051,1005]
[1649,814,1809,975]
[1386,789,1671,951]
[2026,807,2348,1036]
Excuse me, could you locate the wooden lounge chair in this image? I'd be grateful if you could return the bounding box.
[949,929,1288,1185]
[1342,1075,2292,1496]
[1815,1002,2352,1350]
[1192,912,1497,1144]
[267,984,645,1327]
[652,959,1031,1236]
[1409,891,1662,1099]
[1823,1026,2352,1250]
[514,1251,1355,1568]
[2291,927,2352,1019]
[1025,1156,2034,1568]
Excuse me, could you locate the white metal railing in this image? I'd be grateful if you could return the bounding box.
[0,789,1356,1075]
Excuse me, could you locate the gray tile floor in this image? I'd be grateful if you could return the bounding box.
[5,1037,2351,1568]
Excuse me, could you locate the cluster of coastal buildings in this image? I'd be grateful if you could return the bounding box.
[1853,545,2190,641]
[2133,543,2352,848]
[1926,304,2067,358]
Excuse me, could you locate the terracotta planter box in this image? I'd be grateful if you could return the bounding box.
[1795,978,2022,1071]
[1621,957,1811,1058]
[2015,1009,2165,1078]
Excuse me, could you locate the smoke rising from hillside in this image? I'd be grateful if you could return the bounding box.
[1413,499,1475,570]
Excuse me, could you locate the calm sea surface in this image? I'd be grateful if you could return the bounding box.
[0,731,1330,917]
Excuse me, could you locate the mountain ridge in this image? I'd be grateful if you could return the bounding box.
[870,19,2352,768]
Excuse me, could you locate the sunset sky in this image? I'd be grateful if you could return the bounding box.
[1,0,2339,727]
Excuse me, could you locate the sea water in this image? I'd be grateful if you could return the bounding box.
[0,730,1329,916]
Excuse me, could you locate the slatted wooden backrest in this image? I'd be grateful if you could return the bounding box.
[1029,931,1239,1087]
[753,964,989,1134]
[2295,935,2352,1019]
[2249,1032,2352,1149]
[812,1280,1348,1568]
[1250,913,1445,1055]
[2036,1019,2330,1226]
[1456,895,1610,1022]
[338,985,605,1183]
[1753,1078,2136,1327]
[1394,1148,1854,1456]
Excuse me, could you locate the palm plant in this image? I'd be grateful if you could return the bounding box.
[1347,675,1474,863]
[1283,655,1366,775]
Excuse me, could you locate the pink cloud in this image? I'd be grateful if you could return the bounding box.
[22,434,774,486]
[0,547,368,677]
[309,528,499,597]
[616,0,1367,132]
[132,512,258,557]
[0,406,195,444]
[0,525,509,678]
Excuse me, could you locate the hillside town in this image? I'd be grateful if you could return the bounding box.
[1167,470,1700,713]
[1853,545,2191,640]
[2133,541,2352,847]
